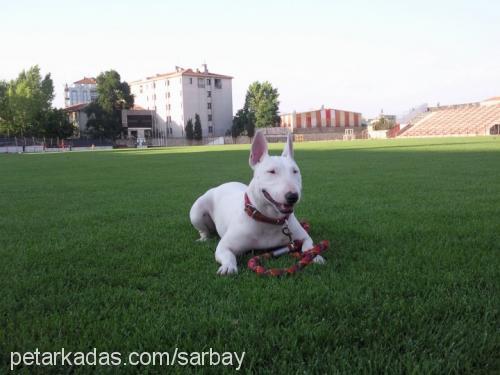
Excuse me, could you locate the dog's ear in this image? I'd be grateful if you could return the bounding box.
[281,132,294,159]
[249,131,268,168]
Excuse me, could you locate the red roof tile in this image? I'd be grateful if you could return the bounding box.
[64,103,88,112]
[74,77,96,84]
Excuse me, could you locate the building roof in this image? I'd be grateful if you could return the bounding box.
[74,77,96,84]
[180,68,233,79]
[64,103,88,112]
[129,67,232,84]
[280,107,362,116]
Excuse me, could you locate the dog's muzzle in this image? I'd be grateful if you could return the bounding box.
[262,189,295,214]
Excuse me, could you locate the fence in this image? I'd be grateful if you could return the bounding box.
[0,137,114,153]
[1,129,371,154]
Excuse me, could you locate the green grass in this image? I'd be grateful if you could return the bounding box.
[0,137,499,374]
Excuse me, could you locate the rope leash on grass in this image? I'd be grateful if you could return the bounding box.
[247,221,329,276]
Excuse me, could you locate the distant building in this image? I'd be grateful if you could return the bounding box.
[281,106,362,131]
[64,103,89,137]
[64,77,97,107]
[128,65,233,138]
[121,106,155,139]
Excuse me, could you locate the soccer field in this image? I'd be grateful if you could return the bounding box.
[1,137,499,373]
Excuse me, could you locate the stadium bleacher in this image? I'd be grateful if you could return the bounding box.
[399,97,500,137]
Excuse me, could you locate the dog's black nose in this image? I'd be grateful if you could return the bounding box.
[285,192,299,205]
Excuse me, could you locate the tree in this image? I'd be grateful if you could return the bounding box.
[231,109,246,138]
[0,65,54,137]
[185,118,194,140]
[96,70,133,113]
[231,108,255,138]
[0,80,9,135]
[193,113,202,140]
[245,111,256,138]
[38,109,75,139]
[85,70,133,139]
[244,81,280,128]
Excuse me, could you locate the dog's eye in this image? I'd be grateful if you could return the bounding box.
[293,169,298,174]
[267,169,276,174]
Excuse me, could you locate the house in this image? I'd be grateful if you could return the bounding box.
[64,77,97,107]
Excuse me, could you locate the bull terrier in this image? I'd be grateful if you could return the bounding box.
[190,130,325,275]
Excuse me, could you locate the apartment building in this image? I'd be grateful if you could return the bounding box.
[128,65,233,138]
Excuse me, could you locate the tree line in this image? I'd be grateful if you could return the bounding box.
[0,66,73,139]
[0,66,133,140]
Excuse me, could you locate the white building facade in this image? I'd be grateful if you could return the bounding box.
[128,65,233,138]
[64,77,98,107]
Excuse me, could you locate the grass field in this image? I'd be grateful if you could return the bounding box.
[1,137,499,374]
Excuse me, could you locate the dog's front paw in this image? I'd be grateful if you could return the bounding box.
[217,264,238,275]
[313,255,326,264]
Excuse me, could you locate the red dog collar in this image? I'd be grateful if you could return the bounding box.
[244,193,289,225]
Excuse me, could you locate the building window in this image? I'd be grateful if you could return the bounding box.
[207,103,212,109]
[168,104,171,110]
[167,80,170,86]
[214,79,222,89]
[167,92,170,98]
[153,82,156,88]
[167,115,171,123]
[208,114,212,121]
[207,91,211,97]
[206,78,211,85]
[168,128,173,135]
[197,78,205,88]
[208,125,213,133]
[189,78,193,84]
[153,94,156,100]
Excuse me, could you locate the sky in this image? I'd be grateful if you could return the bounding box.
[1,0,499,118]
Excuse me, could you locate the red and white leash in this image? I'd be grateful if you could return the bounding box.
[244,193,329,276]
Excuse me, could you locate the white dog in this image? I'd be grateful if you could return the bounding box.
[190,130,325,275]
